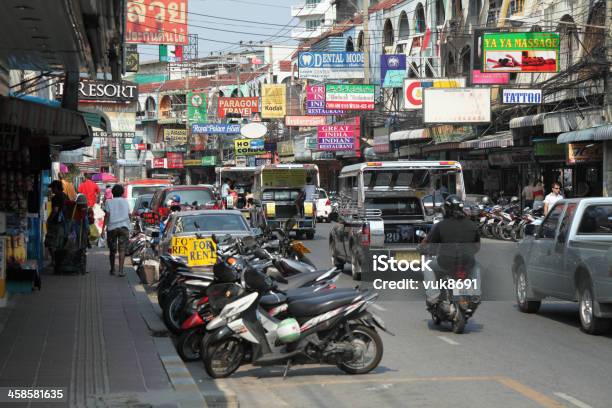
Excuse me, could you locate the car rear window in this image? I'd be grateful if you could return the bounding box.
[164,189,214,207]
[131,185,166,198]
[262,189,300,201]
[364,197,423,217]
[174,214,249,233]
[578,205,612,234]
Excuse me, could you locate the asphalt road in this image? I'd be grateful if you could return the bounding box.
[187,223,612,408]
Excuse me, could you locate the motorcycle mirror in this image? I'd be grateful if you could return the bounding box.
[251,227,263,236]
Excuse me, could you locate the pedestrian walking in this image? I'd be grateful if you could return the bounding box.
[102,184,131,276]
[521,180,534,209]
[532,179,545,210]
[59,173,77,201]
[46,180,68,274]
[543,182,564,215]
[78,173,100,208]
[104,185,113,202]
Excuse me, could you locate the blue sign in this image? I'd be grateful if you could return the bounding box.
[380,54,406,88]
[191,123,241,134]
[298,52,365,80]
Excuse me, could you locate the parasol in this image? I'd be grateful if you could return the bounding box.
[92,173,118,183]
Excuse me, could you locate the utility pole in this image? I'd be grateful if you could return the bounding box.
[604,0,612,196]
[185,67,191,185]
[362,0,370,84]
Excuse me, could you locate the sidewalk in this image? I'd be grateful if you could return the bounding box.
[0,248,206,407]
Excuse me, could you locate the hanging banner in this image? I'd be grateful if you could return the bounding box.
[380,54,407,88]
[187,91,207,124]
[285,116,327,127]
[125,0,188,45]
[317,125,356,151]
[164,128,188,144]
[403,78,466,110]
[325,84,375,111]
[482,32,560,73]
[191,123,241,134]
[501,89,542,104]
[423,88,491,124]
[234,139,265,155]
[217,97,259,118]
[261,85,286,118]
[306,85,345,116]
[298,52,364,80]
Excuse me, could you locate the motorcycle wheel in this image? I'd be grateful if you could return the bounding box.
[431,312,441,325]
[452,309,466,334]
[202,336,244,379]
[177,327,206,362]
[157,273,173,309]
[163,287,187,335]
[337,325,383,375]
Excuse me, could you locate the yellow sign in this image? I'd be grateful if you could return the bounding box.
[262,84,286,119]
[265,202,276,217]
[234,139,265,155]
[262,169,306,188]
[164,128,188,144]
[304,202,313,216]
[171,236,217,266]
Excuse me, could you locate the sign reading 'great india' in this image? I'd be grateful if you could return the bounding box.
[317,125,355,151]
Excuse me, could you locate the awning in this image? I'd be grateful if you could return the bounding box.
[389,128,430,141]
[544,109,605,134]
[459,131,514,149]
[557,123,612,143]
[422,142,462,153]
[79,108,112,132]
[509,113,545,129]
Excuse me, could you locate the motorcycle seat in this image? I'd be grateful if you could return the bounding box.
[278,271,327,291]
[277,258,316,275]
[177,271,214,281]
[260,292,287,307]
[288,291,362,317]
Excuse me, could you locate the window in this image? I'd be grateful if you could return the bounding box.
[383,19,394,50]
[435,0,445,26]
[540,204,563,239]
[305,0,321,6]
[398,11,410,41]
[163,189,214,207]
[364,197,423,217]
[558,203,577,241]
[262,189,300,201]
[175,214,249,233]
[415,3,426,34]
[578,205,612,234]
[316,189,327,199]
[470,0,482,17]
[305,19,321,31]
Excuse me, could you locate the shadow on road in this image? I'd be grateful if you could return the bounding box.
[229,364,397,379]
[426,318,484,334]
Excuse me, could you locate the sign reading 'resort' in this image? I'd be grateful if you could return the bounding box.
[56,80,138,102]
[317,125,355,151]
[217,97,259,118]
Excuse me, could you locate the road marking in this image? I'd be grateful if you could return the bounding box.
[371,304,386,312]
[496,377,564,408]
[437,336,460,345]
[553,393,593,408]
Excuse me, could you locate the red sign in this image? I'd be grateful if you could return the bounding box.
[135,143,147,150]
[166,152,184,169]
[472,70,510,85]
[153,158,166,169]
[285,116,327,127]
[125,0,188,45]
[218,97,259,118]
[317,125,355,151]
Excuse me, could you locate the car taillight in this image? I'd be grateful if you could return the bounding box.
[455,269,468,279]
[325,199,331,206]
[361,224,370,247]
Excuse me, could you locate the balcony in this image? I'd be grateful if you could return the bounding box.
[509,0,525,16]
[291,1,329,18]
[486,8,501,27]
[158,109,186,124]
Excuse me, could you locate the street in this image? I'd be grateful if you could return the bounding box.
[187,223,612,408]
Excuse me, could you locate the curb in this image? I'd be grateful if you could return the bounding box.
[127,267,239,408]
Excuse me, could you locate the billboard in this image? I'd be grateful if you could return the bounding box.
[187,91,207,124]
[285,116,327,127]
[380,55,406,88]
[471,70,510,85]
[191,123,241,134]
[317,125,356,151]
[125,0,188,45]
[306,85,345,116]
[423,88,491,124]
[217,97,259,118]
[163,128,188,144]
[325,84,375,111]
[261,85,286,118]
[482,32,560,73]
[501,89,542,105]
[298,52,364,80]
[403,78,465,110]
[234,139,265,155]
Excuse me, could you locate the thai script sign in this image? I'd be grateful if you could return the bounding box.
[298,52,364,80]
[217,97,259,118]
[482,32,560,73]
[317,125,355,151]
[325,84,375,111]
[126,0,188,45]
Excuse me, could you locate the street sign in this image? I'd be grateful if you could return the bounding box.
[187,91,207,124]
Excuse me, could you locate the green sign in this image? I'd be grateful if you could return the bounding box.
[305,137,317,150]
[187,91,207,124]
[202,156,217,166]
[482,32,560,73]
[123,143,132,150]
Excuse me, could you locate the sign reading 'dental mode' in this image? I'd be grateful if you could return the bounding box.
[125,0,188,45]
[502,89,542,104]
[403,78,465,110]
[380,54,407,88]
[261,85,286,118]
[234,139,265,155]
[317,125,355,151]
[325,84,375,111]
[306,85,345,116]
[191,123,241,134]
[217,97,259,118]
[482,32,560,73]
[423,88,491,124]
[298,52,364,80]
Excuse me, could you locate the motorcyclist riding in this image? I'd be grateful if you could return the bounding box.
[418,195,481,311]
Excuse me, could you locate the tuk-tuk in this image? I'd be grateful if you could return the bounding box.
[215,166,256,221]
[251,164,319,239]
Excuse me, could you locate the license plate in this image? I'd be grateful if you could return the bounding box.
[395,251,420,262]
[480,217,486,223]
[487,219,495,224]
[453,287,480,296]
[508,221,515,226]
[291,241,311,255]
[171,236,217,267]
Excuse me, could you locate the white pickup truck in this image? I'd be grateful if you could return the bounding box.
[513,198,612,334]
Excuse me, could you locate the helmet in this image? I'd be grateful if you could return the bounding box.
[171,195,181,203]
[510,196,519,204]
[481,196,490,205]
[75,193,88,206]
[444,195,465,218]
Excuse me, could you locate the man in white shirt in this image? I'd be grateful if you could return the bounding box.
[543,182,564,215]
[221,178,231,208]
[297,177,317,217]
[102,185,131,276]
